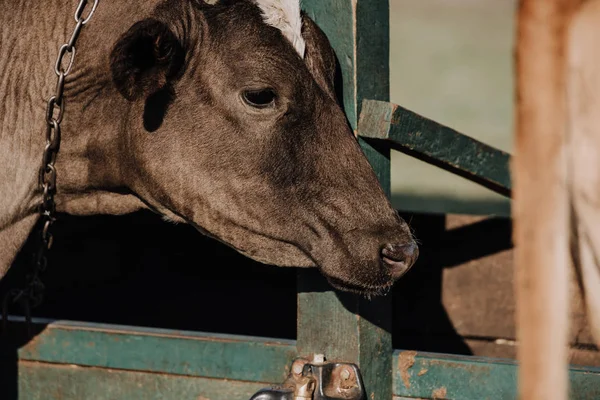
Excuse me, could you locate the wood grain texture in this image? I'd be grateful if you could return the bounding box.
[358,100,511,197]
[392,350,600,400]
[12,361,267,400]
[299,1,392,399]
[2,318,296,384]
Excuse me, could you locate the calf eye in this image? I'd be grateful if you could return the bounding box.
[242,89,276,108]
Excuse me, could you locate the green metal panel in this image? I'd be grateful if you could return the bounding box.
[13,361,267,400]
[358,99,511,197]
[298,2,393,399]
[2,318,296,384]
[392,350,600,400]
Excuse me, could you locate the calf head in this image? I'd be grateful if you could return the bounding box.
[108,0,418,295]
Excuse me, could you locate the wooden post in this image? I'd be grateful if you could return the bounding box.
[513,1,581,398]
[298,1,392,399]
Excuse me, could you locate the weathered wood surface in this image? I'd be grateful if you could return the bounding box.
[297,270,393,400]
[4,318,600,399]
[358,99,511,197]
[1,318,296,384]
[298,1,393,399]
[392,350,600,400]
[11,361,267,400]
[514,0,582,399]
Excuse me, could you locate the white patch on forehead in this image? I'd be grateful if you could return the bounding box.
[254,0,306,58]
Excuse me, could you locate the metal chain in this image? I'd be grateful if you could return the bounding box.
[2,0,98,334]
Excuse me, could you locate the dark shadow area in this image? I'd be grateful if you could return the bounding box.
[0,209,514,348]
[0,211,298,339]
[391,213,472,354]
[392,211,513,355]
[443,216,512,268]
[0,209,514,394]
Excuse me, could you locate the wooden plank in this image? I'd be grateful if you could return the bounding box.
[302,1,390,129]
[392,350,600,400]
[4,318,600,399]
[298,1,393,399]
[297,270,393,398]
[1,317,296,384]
[358,99,511,197]
[7,361,267,400]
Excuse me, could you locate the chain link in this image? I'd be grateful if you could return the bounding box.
[2,0,98,333]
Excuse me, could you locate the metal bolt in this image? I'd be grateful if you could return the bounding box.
[292,361,304,375]
[340,368,351,380]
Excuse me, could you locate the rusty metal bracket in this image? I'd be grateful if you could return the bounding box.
[249,355,366,400]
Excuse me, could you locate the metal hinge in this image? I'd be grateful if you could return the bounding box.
[249,354,366,400]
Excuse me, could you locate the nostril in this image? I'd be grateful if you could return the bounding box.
[381,242,417,262]
[380,242,419,279]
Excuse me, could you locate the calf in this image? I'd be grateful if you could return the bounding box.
[0,0,418,296]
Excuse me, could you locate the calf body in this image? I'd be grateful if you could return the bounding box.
[0,0,417,295]
[568,0,600,346]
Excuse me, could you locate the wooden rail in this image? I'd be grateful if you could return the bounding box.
[357,99,511,198]
[298,1,393,399]
[3,318,600,399]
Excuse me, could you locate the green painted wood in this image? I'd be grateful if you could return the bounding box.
[359,137,391,198]
[12,361,267,400]
[302,0,390,128]
[5,318,600,399]
[302,0,356,127]
[2,318,296,384]
[358,99,512,197]
[298,2,392,400]
[392,350,600,400]
[297,270,393,400]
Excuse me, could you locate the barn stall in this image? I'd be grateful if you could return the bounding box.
[2,0,600,399]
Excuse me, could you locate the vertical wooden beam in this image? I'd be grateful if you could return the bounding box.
[298,1,392,399]
[513,1,581,398]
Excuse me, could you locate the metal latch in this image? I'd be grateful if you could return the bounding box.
[249,355,366,400]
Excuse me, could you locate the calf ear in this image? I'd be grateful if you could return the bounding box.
[301,14,339,101]
[110,19,185,101]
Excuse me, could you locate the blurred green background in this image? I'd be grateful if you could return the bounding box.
[389,0,515,217]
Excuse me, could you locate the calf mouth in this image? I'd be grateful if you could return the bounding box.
[186,210,418,296]
[325,275,396,297]
[319,240,419,297]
